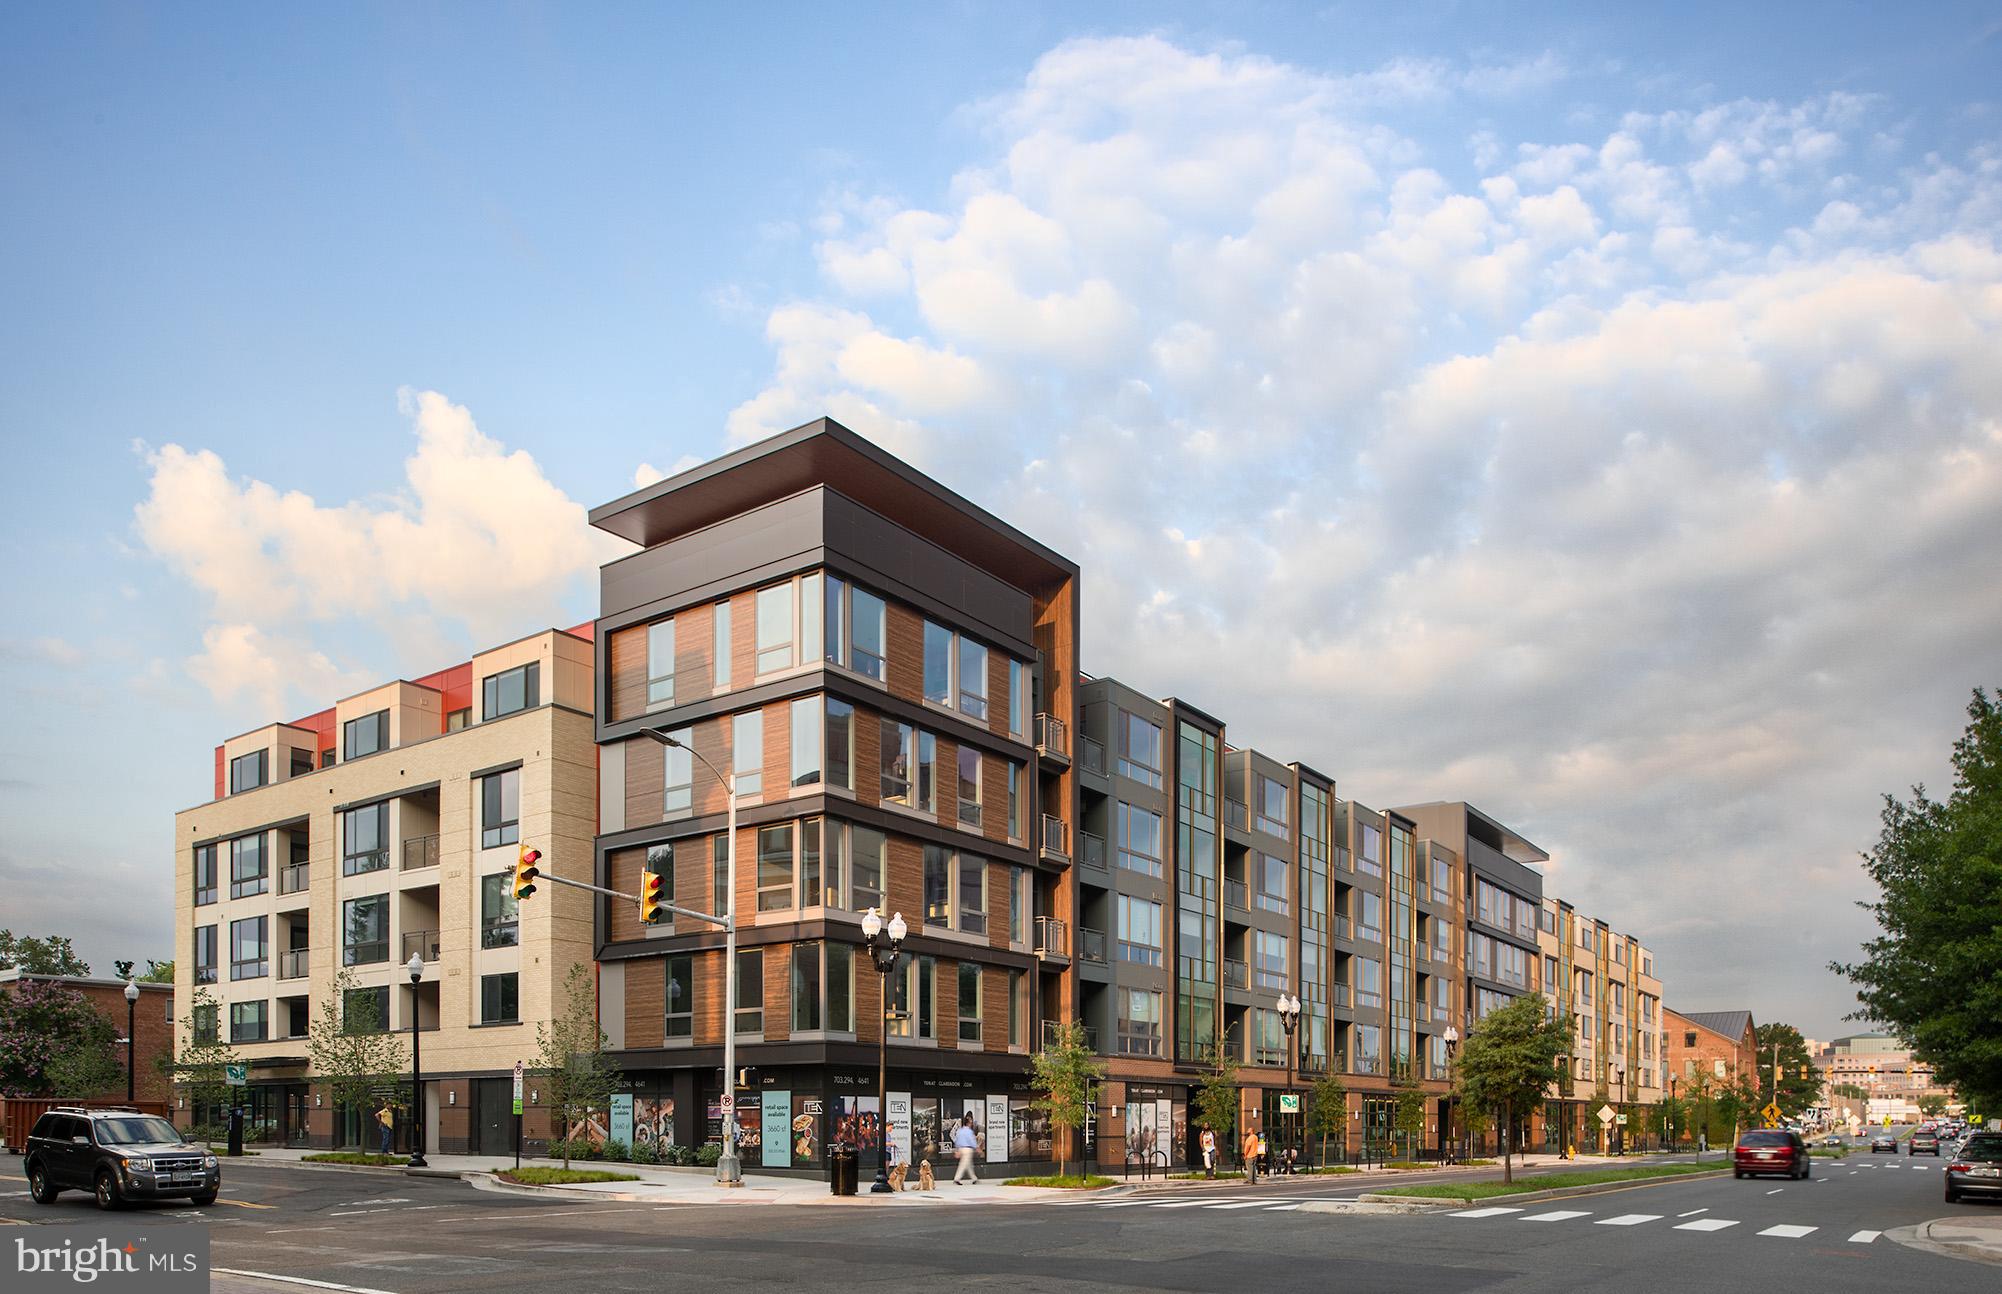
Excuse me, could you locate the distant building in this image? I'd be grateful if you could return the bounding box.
[0,970,175,1103]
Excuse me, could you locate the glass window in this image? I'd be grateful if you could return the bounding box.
[1255,852,1287,913]
[1358,824,1382,876]
[193,1004,218,1045]
[849,587,886,680]
[342,895,388,965]
[194,844,217,906]
[756,582,795,674]
[1255,930,1288,990]
[713,600,732,690]
[1009,659,1028,738]
[915,731,936,812]
[791,697,822,788]
[1009,865,1031,946]
[229,748,268,794]
[880,719,912,805]
[230,1000,268,1044]
[481,973,519,1024]
[800,572,822,663]
[194,925,218,984]
[800,819,821,908]
[714,836,729,917]
[482,662,540,720]
[820,823,847,908]
[958,963,982,1042]
[758,824,795,912]
[342,803,388,875]
[792,943,822,1032]
[1359,891,1382,942]
[1007,763,1023,840]
[665,954,693,1039]
[957,854,987,935]
[923,621,952,705]
[736,949,763,1034]
[1355,1023,1382,1073]
[957,745,982,826]
[1356,956,1382,1008]
[662,726,693,816]
[1115,801,1163,875]
[851,826,884,912]
[481,872,519,948]
[958,638,989,719]
[482,768,520,849]
[230,916,267,980]
[343,710,388,760]
[230,833,267,898]
[1009,969,1029,1049]
[1117,712,1163,788]
[1117,988,1163,1056]
[1256,776,1289,837]
[827,942,854,1033]
[923,845,951,925]
[1116,895,1163,966]
[647,618,676,708]
[826,699,853,790]
[446,708,470,732]
[734,710,763,798]
[888,955,935,1040]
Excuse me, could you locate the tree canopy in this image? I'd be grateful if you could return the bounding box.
[1453,996,1571,1182]
[0,978,120,1097]
[0,930,91,977]
[1834,687,2002,1113]
[1030,1020,1104,1178]
[535,962,619,1170]
[1753,1022,1819,1120]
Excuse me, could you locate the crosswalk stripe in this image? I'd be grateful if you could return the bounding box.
[1204,1201,1272,1210]
[1089,1201,1152,1208]
[1266,1204,1300,1212]
[1676,1209,1708,1217]
[1451,1207,1525,1218]
[1675,1219,1739,1232]
[1519,1210,1592,1223]
[1594,1214,1661,1226]
[1156,1199,1230,1208]
[1758,1224,1817,1238]
[1849,1230,1880,1244]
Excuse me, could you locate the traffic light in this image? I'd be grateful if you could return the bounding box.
[513,845,541,900]
[639,869,665,924]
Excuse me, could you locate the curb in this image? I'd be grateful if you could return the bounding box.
[1357,1168,1730,1208]
[1885,1219,2002,1269]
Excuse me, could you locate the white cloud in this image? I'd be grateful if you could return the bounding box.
[0,637,84,667]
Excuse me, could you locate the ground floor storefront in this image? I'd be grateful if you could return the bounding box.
[178,1067,561,1158]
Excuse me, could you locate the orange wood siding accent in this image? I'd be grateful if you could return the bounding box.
[609,623,647,723]
[626,957,664,1049]
[885,603,923,705]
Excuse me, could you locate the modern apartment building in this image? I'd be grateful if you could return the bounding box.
[585,421,1079,1172]
[171,628,598,1152]
[1534,899,1665,1153]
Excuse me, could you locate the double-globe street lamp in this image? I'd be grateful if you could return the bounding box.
[407,952,427,1168]
[860,907,908,1194]
[124,978,139,1105]
[1276,993,1301,1162]
[1443,1025,1461,1164]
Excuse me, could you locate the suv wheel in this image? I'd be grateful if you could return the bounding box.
[27,1163,59,1204]
[93,1169,124,1211]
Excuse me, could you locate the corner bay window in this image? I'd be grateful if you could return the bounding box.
[481,871,519,948]
[482,661,539,720]
[824,576,886,680]
[922,845,987,934]
[755,573,822,675]
[229,748,268,794]
[790,941,854,1035]
[193,844,218,905]
[343,710,388,760]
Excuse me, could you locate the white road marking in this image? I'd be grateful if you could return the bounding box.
[1675,1218,1739,1232]
[1451,1207,1525,1218]
[1156,1198,1232,1208]
[1520,1210,1592,1223]
[1265,1204,1300,1211]
[1088,1201,1153,1208]
[1676,1209,1708,1217]
[1765,1189,1784,1195]
[1758,1224,1818,1238]
[1594,1214,1661,1226]
[214,1271,399,1294]
[1204,1201,1272,1210]
[1849,1230,1880,1244]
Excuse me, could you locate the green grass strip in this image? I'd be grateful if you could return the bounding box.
[1002,1174,1116,1189]
[300,1152,406,1166]
[1374,1161,1722,1200]
[500,1167,640,1185]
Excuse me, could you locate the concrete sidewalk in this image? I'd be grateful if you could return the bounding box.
[237,1146,1076,1206]
[1898,1214,2002,1267]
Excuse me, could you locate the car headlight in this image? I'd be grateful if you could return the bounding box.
[126,1157,153,1172]
[205,1155,219,1169]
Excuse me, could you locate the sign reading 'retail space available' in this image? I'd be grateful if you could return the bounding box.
[12,1227,209,1294]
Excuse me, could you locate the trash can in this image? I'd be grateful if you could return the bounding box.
[830,1142,858,1196]
[227,1108,244,1158]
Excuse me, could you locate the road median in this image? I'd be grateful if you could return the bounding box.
[1358,1162,1728,1208]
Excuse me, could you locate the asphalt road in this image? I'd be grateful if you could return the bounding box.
[3,1146,1995,1293]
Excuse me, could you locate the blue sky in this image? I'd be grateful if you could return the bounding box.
[3,2,1999,1037]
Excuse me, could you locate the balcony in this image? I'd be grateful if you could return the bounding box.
[1041,1020,1098,1052]
[1078,829,1106,871]
[1224,878,1249,912]
[278,949,310,981]
[278,862,310,896]
[401,834,439,871]
[1224,798,1248,831]
[1224,958,1249,989]
[1079,926,1107,964]
[1335,914,1351,939]
[1034,916,1070,963]
[1079,734,1106,777]
[1332,982,1351,1007]
[1039,813,1070,863]
[400,929,441,963]
[1034,713,1070,766]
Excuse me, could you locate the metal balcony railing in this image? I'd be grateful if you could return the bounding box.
[1079,927,1107,964]
[1034,713,1070,761]
[1079,829,1106,870]
[1034,916,1070,962]
[1224,878,1249,911]
[1041,1020,1098,1051]
[1079,735,1105,776]
[401,834,439,871]
[1223,958,1249,989]
[1332,982,1351,1007]
[1040,813,1070,860]
[1224,799,1248,831]
[278,862,310,895]
[400,929,440,963]
[278,949,309,981]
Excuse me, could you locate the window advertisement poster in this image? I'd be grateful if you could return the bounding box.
[761,1090,791,1168]
[835,1096,881,1165]
[1156,1100,1174,1166]
[985,1095,1009,1164]
[609,1093,634,1147]
[911,1098,942,1164]
[736,1093,763,1160]
[887,1092,912,1166]
[1009,1098,1050,1160]
[634,1097,675,1150]
[790,1094,823,1167]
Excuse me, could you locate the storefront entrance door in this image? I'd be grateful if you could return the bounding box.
[473,1078,513,1156]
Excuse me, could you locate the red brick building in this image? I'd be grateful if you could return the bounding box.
[0,970,176,1103]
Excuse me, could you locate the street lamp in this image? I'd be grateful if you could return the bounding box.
[641,726,743,1187]
[1667,1075,1678,1153]
[1443,1025,1460,1164]
[1276,994,1300,1162]
[406,952,427,1168]
[860,907,908,1194]
[123,979,139,1104]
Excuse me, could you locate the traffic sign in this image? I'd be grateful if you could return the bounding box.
[225,1062,248,1087]
[1597,1105,1616,1126]
[1761,1102,1784,1128]
[512,1060,524,1116]
[1279,1094,1300,1113]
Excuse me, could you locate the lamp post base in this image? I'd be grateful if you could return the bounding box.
[716,1149,743,1186]
[408,1152,428,1169]
[869,1172,893,1194]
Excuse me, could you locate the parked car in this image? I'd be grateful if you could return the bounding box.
[1823,1135,1844,1147]
[23,1108,219,1210]
[1911,1131,1942,1156]
[1871,1135,1898,1153]
[1734,1130,1811,1180]
[1944,1134,2002,1205]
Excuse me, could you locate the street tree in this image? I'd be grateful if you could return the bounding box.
[1030,1020,1103,1178]
[1713,1070,1761,1136]
[1919,1094,1948,1118]
[161,987,242,1145]
[308,970,407,1147]
[138,959,175,983]
[1305,1072,1346,1167]
[1835,687,2002,1113]
[534,961,619,1170]
[0,977,122,1097]
[1452,997,1571,1183]
[1753,1023,1819,1119]
[0,930,92,977]
[1391,1076,1428,1157]
[1192,1042,1240,1161]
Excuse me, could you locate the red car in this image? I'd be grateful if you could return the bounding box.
[1734,1130,1811,1180]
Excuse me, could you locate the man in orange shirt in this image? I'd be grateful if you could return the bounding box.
[1242,1124,1261,1185]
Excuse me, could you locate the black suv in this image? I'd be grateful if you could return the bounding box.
[24,1108,220,1210]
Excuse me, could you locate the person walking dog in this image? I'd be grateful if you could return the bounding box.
[952,1113,980,1185]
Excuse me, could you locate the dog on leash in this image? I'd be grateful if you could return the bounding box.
[886,1162,909,1191]
[916,1158,937,1191]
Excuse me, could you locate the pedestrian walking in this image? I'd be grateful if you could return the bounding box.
[1200,1125,1218,1178]
[375,1100,395,1155]
[1242,1126,1260,1185]
[952,1113,980,1185]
